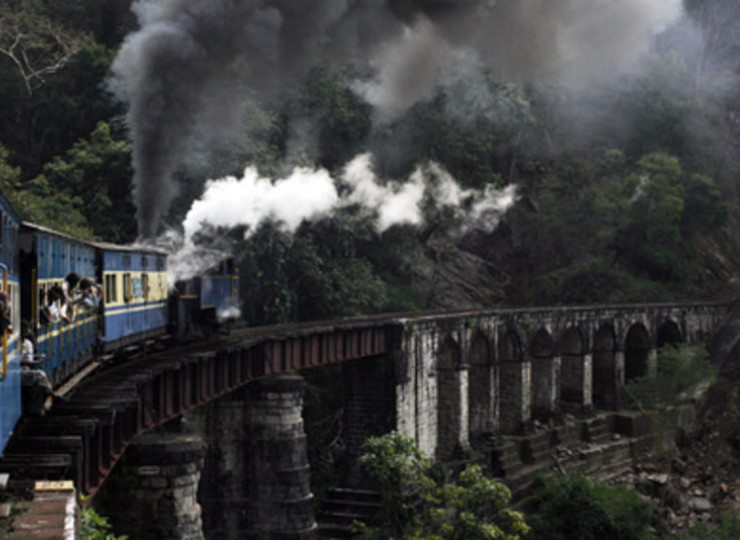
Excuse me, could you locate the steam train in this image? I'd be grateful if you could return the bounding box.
[0,193,240,455]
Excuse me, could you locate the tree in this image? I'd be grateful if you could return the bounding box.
[370,77,532,189]
[0,4,87,96]
[625,344,715,458]
[287,217,389,321]
[357,432,529,539]
[291,65,373,170]
[40,122,135,242]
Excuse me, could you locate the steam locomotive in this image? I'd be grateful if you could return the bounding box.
[0,193,239,455]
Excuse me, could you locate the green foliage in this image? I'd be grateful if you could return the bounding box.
[238,223,294,325]
[681,510,740,539]
[618,153,688,281]
[626,344,715,457]
[294,65,373,170]
[625,344,715,411]
[10,175,94,239]
[0,122,134,241]
[0,146,21,188]
[357,432,529,540]
[39,121,135,242]
[239,216,400,324]
[523,474,653,540]
[682,173,729,234]
[241,104,287,179]
[522,147,729,305]
[80,496,128,540]
[372,78,532,188]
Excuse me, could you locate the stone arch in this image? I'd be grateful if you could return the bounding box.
[560,327,587,412]
[498,329,524,433]
[530,328,556,421]
[468,332,496,441]
[625,323,651,381]
[593,324,619,409]
[657,320,683,349]
[437,336,463,460]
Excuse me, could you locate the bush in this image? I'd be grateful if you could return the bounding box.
[357,432,529,539]
[522,474,653,540]
[80,495,128,540]
[625,344,715,410]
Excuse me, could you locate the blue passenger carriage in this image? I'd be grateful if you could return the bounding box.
[97,243,168,352]
[19,223,98,386]
[0,201,23,453]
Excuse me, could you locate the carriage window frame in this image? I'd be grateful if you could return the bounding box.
[105,274,118,304]
[123,273,132,303]
[142,273,149,302]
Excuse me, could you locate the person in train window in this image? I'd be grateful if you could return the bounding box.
[47,284,67,323]
[63,272,80,311]
[76,278,100,311]
[64,272,80,296]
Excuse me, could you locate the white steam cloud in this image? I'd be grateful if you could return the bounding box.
[182,167,339,241]
[166,152,516,282]
[184,153,515,241]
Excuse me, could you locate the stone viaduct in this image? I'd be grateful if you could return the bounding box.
[1,301,731,538]
[371,302,726,463]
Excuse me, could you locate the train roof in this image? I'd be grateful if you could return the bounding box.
[21,221,97,246]
[21,222,170,256]
[93,240,169,257]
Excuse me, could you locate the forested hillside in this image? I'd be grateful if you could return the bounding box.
[1,0,739,323]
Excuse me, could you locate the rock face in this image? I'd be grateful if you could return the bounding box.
[96,433,206,540]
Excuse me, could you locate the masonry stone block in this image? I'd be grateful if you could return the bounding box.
[95,432,206,540]
[245,375,317,539]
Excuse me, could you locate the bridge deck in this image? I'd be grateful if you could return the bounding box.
[0,318,399,496]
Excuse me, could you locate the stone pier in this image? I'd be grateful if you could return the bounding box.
[245,375,317,539]
[95,432,205,540]
[197,389,252,539]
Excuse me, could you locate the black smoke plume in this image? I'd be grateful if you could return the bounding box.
[109,0,682,238]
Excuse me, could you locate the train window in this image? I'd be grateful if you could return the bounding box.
[123,254,131,268]
[142,273,149,301]
[123,273,132,302]
[157,256,165,270]
[105,275,118,303]
[142,256,148,269]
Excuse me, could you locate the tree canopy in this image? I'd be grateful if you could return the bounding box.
[0,0,739,315]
